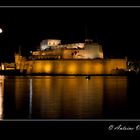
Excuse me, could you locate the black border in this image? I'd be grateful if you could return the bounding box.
[1,2,140,137]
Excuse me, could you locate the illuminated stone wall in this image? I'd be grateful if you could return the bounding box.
[32,40,104,59]
[26,59,126,74]
[15,54,23,70]
[104,59,127,74]
[40,39,61,50]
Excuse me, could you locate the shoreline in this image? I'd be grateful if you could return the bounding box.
[0,70,138,77]
[1,73,139,77]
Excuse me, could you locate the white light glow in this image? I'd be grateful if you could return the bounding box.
[1,64,4,70]
[0,28,2,34]
[41,44,49,50]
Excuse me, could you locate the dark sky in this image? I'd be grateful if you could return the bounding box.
[0,7,140,62]
[0,0,139,6]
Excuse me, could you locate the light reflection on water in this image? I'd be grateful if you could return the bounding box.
[0,76,4,120]
[28,76,104,119]
[29,79,32,118]
[2,76,128,119]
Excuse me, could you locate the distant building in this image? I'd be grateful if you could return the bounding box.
[14,39,127,75]
[30,39,104,60]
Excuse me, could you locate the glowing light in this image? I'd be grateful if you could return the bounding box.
[44,63,52,73]
[1,64,4,70]
[83,63,90,73]
[0,28,2,34]
[41,44,49,50]
[47,39,61,46]
[94,64,103,74]
[99,52,104,59]
[67,63,77,74]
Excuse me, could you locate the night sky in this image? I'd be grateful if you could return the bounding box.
[0,7,140,62]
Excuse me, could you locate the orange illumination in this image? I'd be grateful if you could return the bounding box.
[44,63,52,73]
[34,62,42,73]
[84,63,90,73]
[94,64,103,74]
[68,63,77,74]
[56,63,63,74]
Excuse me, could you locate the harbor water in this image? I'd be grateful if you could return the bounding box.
[0,75,140,119]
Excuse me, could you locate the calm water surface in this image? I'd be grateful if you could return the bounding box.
[0,76,140,119]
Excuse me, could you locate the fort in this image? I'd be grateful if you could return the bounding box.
[13,39,127,75]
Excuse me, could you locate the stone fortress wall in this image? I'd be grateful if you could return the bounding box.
[15,39,127,75]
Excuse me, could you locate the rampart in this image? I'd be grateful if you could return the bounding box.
[17,59,127,75]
